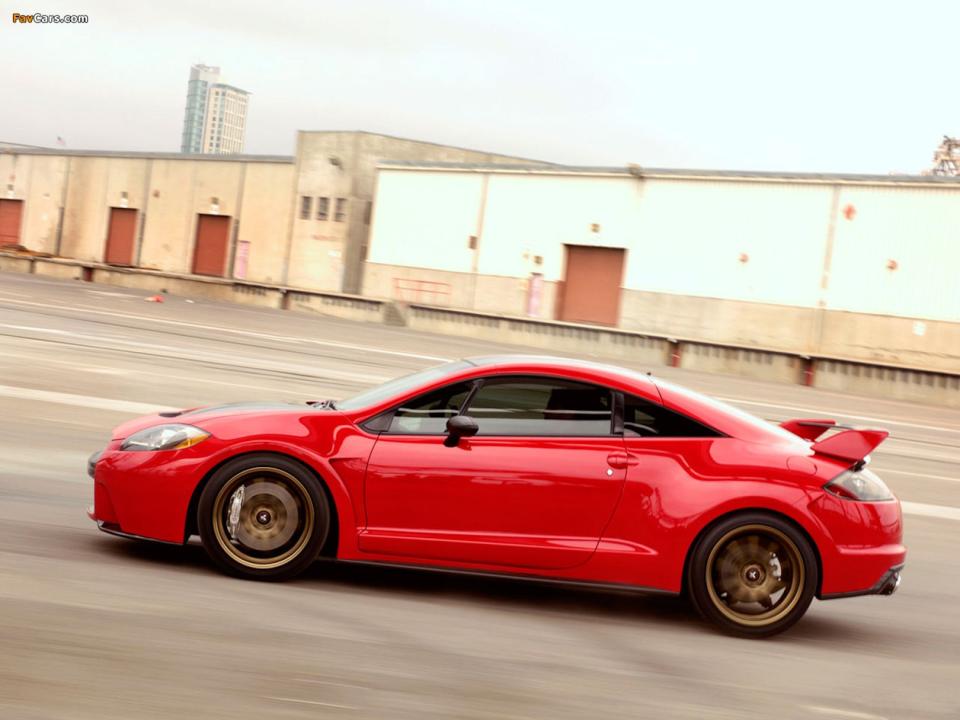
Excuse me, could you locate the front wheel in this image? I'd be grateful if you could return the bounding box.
[687,513,818,637]
[198,454,331,580]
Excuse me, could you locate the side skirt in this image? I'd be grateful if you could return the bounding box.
[331,558,679,597]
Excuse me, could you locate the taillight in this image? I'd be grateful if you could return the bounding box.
[824,467,894,502]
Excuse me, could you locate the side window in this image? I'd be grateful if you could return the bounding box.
[465,377,612,436]
[623,394,719,438]
[386,382,473,434]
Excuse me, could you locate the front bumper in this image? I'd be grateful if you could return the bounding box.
[87,439,209,543]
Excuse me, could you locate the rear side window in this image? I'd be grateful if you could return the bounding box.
[623,394,720,438]
[465,377,612,436]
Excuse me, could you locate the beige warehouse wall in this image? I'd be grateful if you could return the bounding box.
[236,163,295,284]
[293,131,552,294]
[286,132,355,292]
[60,157,151,261]
[22,155,70,254]
[60,157,111,260]
[138,160,198,273]
[140,160,245,274]
[0,154,65,253]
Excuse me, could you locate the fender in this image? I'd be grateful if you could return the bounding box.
[183,436,371,556]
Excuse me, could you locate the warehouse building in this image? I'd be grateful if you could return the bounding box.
[364,162,960,373]
[0,132,545,292]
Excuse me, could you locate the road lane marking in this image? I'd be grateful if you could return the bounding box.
[264,697,356,710]
[2,296,960,434]
[715,396,960,435]
[0,384,177,415]
[0,297,451,362]
[805,707,888,720]
[901,501,960,521]
[875,468,959,484]
[0,326,394,385]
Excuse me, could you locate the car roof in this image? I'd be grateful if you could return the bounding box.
[462,354,658,389]
[464,355,802,445]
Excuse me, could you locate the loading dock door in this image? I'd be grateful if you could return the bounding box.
[0,199,24,246]
[192,214,231,277]
[557,245,626,326]
[104,207,138,265]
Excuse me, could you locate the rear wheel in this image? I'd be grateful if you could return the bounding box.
[687,513,818,637]
[198,454,330,580]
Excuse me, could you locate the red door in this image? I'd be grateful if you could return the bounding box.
[557,245,626,326]
[359,376,627,570]
[192,214,231,276]
[104,207,138,265]
[0,199,24,246]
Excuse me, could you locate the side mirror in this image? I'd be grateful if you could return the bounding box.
[444,415,478,446]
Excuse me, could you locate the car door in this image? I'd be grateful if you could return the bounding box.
[360,375,628,570]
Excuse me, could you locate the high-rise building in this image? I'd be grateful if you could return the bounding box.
[179,64,250,155]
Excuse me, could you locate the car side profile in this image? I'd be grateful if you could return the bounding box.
[87,355,905,636]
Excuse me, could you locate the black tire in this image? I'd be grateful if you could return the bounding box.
[687,512,818,638]
[197,454,331,581]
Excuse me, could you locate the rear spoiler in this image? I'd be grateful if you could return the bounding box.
[780,418,889,464]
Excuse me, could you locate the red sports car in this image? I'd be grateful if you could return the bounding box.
[87,355,905,636]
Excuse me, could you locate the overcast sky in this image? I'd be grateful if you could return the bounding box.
[2,0,958,173]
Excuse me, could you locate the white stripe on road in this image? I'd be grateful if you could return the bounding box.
[0,296,451,362]
[264,697,356,710]
[0,324,394,385]
[876,467,959,484]
[805,706,888,720]
[715,396,960,435]
[901,501,960,522]
[4,296,960,434]
[0,384,176,415]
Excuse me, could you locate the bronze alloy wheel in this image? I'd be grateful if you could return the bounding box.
[705,524,804,627]
[211,466,316,570]
[687,513,818,637]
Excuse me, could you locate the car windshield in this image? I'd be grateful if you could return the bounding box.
[335,360,471,411]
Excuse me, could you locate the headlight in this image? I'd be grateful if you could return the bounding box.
[120,424,210,452]
[824,468,894,501]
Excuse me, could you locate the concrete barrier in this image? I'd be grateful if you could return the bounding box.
[0,254,35,274]
[285,290,385,324]
[680,342,803,385]
[2,250,958,408]
[406,305,670,366]
[814,358,960,408]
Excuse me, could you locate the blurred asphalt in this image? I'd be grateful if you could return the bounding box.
[0,271,957,720]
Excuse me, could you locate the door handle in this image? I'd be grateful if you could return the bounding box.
[606,452,639,469]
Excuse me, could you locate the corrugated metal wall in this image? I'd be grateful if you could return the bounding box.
[368,169,960,323]
[828,186,960,322]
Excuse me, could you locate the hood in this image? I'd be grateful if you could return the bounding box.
[109,401,323,440]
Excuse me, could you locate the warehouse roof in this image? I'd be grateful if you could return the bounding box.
[0,146,292,163]
[377,160,960,186]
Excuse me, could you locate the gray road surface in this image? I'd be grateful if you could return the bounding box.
[0,272,957,720]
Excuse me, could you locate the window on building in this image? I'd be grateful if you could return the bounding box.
[316,196,329,221]
[334,197,347,222]
[299,196,312,220]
